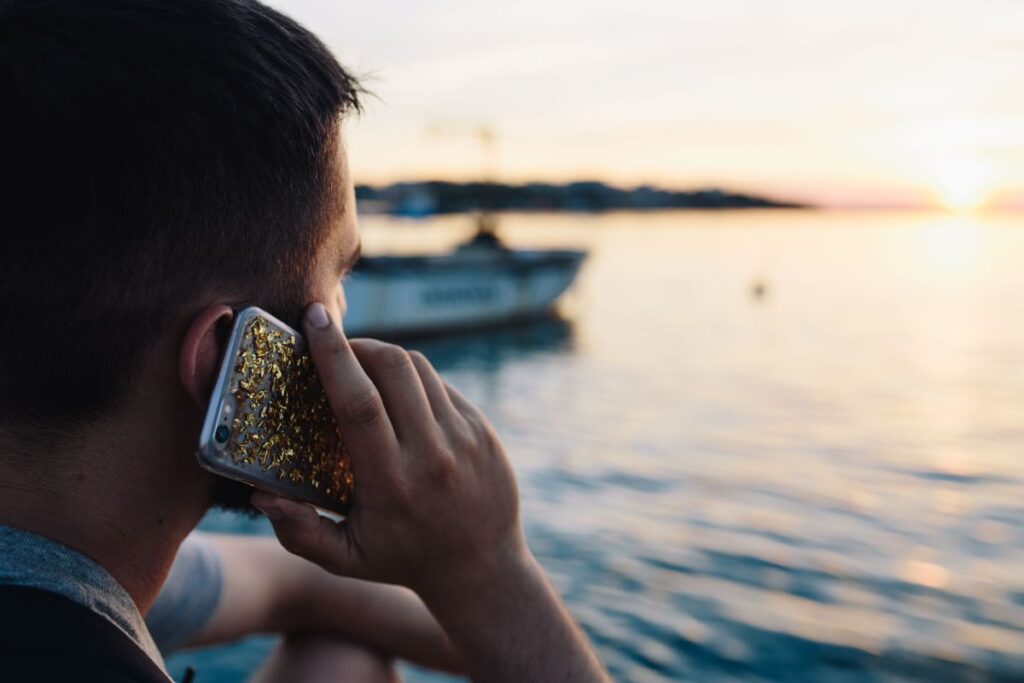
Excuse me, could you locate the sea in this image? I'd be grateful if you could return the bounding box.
[167,209,1024,682]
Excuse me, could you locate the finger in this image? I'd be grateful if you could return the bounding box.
[251,491,365,578]
[349,339,437,443]
[407,350,460,427]
[304,303,399,468]
[443,378,479,418]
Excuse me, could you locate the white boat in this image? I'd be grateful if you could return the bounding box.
[342,228,586,337]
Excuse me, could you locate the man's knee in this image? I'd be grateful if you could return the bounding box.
[251,633,400,683]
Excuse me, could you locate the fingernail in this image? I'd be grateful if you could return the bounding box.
[307,303,330,329]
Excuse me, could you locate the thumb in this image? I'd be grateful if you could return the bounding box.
[251,492,364,577]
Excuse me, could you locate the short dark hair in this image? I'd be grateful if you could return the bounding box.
[0,0,361,426]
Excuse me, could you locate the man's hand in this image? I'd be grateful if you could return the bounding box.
[252,302,610,683]
[252,302,523,598]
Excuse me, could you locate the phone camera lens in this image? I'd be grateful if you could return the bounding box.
[215,425,230,443]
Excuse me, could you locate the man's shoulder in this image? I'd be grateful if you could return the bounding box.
[0,585,169,682]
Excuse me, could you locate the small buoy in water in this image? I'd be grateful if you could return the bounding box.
[751,280,767,300]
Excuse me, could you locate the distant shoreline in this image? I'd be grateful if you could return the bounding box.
[356,180,806,216]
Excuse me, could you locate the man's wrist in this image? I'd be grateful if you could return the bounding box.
[415,534,541,618]
[412,537,610,683]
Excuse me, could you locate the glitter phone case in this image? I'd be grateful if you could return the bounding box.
[197,307,353,514]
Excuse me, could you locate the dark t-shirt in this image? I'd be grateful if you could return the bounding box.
[0,585,169,682]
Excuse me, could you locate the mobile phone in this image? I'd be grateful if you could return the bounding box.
[196,307,353,514]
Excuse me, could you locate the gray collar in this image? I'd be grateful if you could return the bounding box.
[0,524,169,677]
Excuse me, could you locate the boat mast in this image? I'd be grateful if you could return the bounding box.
[427,122,499,238]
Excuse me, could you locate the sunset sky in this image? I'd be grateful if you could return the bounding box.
[274,0,1024,209]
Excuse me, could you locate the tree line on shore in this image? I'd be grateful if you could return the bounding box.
[355,180,804,215]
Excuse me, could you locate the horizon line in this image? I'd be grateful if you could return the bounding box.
[352,177,1024,213]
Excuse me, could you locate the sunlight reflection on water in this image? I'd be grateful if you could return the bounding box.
[170,209,1024,682]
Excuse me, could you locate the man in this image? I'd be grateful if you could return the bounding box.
[0,1,611,681]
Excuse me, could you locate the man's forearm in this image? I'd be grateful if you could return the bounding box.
[283,560,463,673]
[421,550,610,683]
[191,535,462,673]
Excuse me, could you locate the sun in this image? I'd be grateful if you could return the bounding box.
[929,162,991,212]
[937,183,987,212]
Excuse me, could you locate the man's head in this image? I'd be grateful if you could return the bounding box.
[0,0,362,510]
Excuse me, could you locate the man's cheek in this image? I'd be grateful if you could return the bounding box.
[334,285,347,321]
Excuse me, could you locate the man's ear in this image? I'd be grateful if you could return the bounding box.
[179,304,235,408]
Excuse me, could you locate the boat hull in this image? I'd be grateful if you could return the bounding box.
[342,250,585,336]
